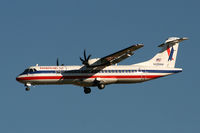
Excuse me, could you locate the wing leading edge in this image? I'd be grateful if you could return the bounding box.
[89,44,144,67]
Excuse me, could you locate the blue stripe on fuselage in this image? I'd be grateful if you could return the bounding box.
[145,70,182,73]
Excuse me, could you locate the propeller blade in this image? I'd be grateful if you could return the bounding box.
[84,49,87,60]
[80,49,92,67]
[87,54,91,61]
[56,58,59,66]
[80,57,84,62]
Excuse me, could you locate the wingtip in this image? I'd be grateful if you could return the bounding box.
[182,37,189,40]
[137,43,144,47]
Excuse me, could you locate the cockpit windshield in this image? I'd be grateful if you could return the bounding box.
[20,68,37,75]
[23,69,29,73]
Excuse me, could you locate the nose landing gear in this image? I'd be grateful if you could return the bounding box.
[25,83,31,91]
[25,87,30,91]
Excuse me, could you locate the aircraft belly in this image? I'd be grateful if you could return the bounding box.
[116,78,143,83]
[71,76,118,87]
[30,79,73,85]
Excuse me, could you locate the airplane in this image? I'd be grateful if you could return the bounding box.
[16,37,188,94]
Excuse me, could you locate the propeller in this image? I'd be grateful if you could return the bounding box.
[80,50,91,67]
[56,58,59,66]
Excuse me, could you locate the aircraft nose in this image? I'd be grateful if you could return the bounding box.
[16,76,20,82]
[16,75,23,83]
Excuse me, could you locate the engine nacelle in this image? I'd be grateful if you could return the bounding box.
[88,58,102,66]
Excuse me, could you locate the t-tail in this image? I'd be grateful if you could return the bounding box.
[135,37,188,68]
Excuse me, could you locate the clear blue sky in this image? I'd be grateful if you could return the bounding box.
[0,0,199,132]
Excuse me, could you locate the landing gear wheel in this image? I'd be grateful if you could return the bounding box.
[98,84,105,90]
[25,83,31,91]
[25,87,30,91]
[84,87,91,94]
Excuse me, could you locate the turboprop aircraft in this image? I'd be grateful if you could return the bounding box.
[16,37,188,94]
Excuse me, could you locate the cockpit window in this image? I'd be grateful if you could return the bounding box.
[21,68,37,75]
[29,68,37,73]
[29,69,33,73]
[23,69,29,73]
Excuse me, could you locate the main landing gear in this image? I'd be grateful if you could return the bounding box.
[98,84,105,90]
[84,87,91,94]
[83,84,105,94]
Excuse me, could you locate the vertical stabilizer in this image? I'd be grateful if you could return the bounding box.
[134,37,188,68]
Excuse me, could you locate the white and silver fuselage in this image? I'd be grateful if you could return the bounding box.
[16,65,182,87]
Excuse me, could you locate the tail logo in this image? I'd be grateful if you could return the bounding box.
[167,45,174,61]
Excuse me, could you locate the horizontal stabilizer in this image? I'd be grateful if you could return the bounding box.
[134,37,188,68]
[158,37,188,47]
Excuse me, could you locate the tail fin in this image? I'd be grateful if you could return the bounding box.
[135,37,188,68]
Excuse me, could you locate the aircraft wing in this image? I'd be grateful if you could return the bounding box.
[95,44,144,67]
